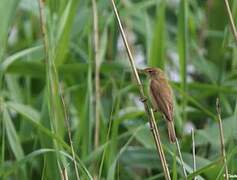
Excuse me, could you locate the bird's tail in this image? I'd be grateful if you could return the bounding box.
[167,121,176,143]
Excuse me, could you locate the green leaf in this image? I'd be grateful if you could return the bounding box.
[7,102,40,122]
[0,0,18,61]
[187,159,222,180]
[1,46,42,71]
[3,108,24,159]
[0,148,92,180]
[3,107,27,179]
[55,0,80,65]
[178,0,188,122]
[148,1,166,68]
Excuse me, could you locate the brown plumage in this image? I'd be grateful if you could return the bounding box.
[143,67,176,143]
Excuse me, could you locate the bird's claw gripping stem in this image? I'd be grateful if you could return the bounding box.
[140,96,147,103]
[150,126,154,131]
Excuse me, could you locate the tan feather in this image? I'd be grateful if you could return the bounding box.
[150,79,173,121]
[144,67,176,143]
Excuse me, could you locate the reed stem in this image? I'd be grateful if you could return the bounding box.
[216,98,229,180]
[110,1,171,179]
[224,0,237,43]
[60,91,80,180]
[92,0,101,149]
[175,139,187,179]
[191,128,196,180]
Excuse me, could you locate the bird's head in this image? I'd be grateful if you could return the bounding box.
[139,67,164,78]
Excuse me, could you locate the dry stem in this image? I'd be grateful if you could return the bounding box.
[150,109,171,179]
[92,0,101,149]
[191,128,196,180]
[60,167,69,180]
[60,91,80,180]
[216,98,229,180]
[110,1,171,179]
[224,0,237,43]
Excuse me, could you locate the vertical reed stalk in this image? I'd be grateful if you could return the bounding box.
[224,0,237,43]
[92,0,101,149]
[178,0,188,122]
[60,167,69,180]
[175,139,187,179]
[110,1,171,179]
[60,90,80,180]
[216,98,229,180]
[150,109,171,180]
[92,0,100,178]
[191,128,196,180]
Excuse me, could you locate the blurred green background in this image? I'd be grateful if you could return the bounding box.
[0,0,237,179]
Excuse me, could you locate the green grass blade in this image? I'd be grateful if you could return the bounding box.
[148,0,166,69]
[3,107,27,179]
[187,159,222,180]
[55,0,80,65]
[0,0,18,62]
[178,0,188,123]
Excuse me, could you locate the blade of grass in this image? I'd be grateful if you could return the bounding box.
[107,126,142,180]
[55,0,79,65]
[0,149,92,179]
[3,107,27,179]
[6,101,92,178]
[187,159,222,180]
[1,46,42,71]
[224,0,237,43]
[148,0,166,69]
[0,0,18,62]
[191,129,197,180]
[0,0,19,92]
[3,108,25,167]
[178,0,188,122]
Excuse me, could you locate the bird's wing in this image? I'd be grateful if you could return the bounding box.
[150,79,173,121]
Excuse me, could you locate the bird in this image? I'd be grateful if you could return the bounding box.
[140,67,176,143]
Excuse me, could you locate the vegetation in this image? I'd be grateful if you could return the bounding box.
[0,0,237,179]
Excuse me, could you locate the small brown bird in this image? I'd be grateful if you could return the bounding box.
[141,67,176,143]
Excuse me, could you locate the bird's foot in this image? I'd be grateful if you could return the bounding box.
[149,126,154,131]
[140,96,147,103]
